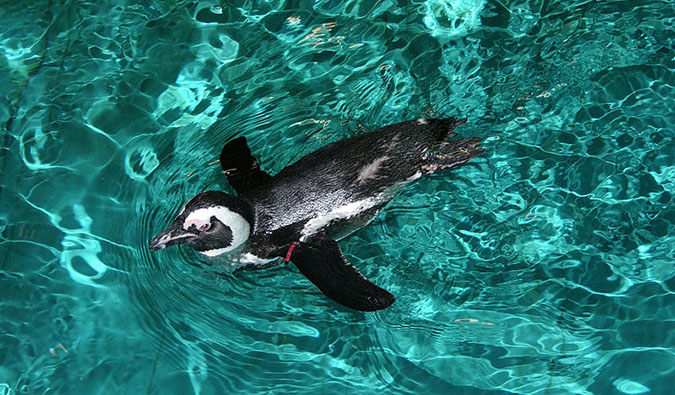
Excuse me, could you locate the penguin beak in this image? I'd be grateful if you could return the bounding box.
[149,224,197,251]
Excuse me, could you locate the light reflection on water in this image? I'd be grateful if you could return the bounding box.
[1,0,674,393]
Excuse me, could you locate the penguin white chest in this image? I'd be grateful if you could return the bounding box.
[300,197,378,241]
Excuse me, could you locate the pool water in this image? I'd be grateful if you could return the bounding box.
[1,0,674,393]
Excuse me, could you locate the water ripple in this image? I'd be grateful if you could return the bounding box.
[1,0,674,393]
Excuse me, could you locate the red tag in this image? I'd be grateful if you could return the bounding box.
[285,242,299,263]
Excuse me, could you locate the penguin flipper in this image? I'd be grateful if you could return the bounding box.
[220,137,272,194]
[289,239,395,311]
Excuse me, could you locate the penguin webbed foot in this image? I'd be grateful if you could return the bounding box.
[422,137,484,175]
[288,239,395,311]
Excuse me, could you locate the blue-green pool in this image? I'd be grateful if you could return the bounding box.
[1,0,674,393]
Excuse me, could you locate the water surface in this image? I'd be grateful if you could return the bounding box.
[1,0,674,394]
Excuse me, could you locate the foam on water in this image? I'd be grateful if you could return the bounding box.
[1,0,674,393]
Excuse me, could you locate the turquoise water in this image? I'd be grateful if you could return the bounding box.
[1,0,674,393]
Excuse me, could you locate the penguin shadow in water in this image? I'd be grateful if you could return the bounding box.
[150,117,484,311]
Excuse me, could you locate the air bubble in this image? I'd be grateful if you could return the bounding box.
[58,205,109,288]
[19,128,64,171]
[186,342,207,395]
[422,0,485,39]
[125,147,159,181]
[613,378,650,394]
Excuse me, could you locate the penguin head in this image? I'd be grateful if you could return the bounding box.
[149,191,253,256]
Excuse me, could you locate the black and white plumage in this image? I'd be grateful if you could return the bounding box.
[149,118,483,311]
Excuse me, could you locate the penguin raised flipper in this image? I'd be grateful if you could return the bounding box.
[220,137,272,194]
[288,239,395,311]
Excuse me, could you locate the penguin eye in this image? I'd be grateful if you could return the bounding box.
[199,222,211,231]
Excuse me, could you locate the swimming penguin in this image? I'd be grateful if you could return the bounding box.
[149,117,483,311]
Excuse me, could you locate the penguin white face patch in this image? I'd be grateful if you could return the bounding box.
[184,206,251,256]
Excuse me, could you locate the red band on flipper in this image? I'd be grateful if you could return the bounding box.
[285,242,299,263]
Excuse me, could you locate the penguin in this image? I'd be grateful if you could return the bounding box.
[149,117,483,311]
